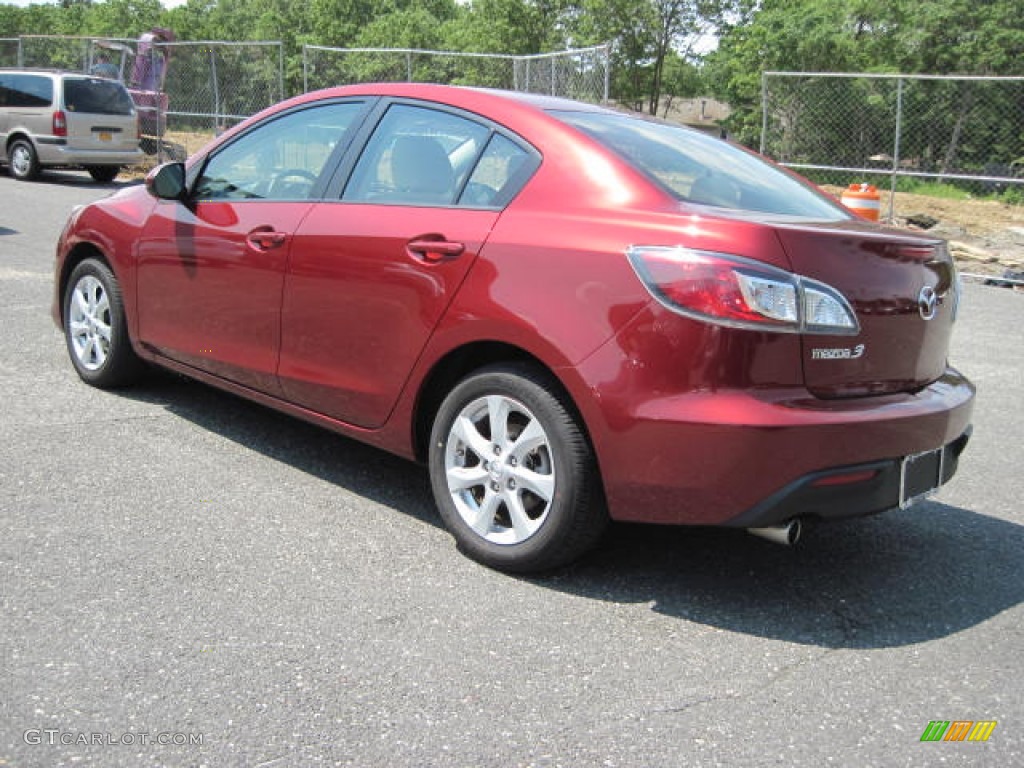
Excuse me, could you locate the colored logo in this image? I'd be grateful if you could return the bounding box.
[920,720,997,742]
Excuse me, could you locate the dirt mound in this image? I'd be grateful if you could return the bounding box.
[825,186,1024,279]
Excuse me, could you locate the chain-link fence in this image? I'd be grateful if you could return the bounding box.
[159,41,284,158]
[303,45,611,103]
[761,72,1024,218]
[6,36,283,163]
[17,34,139,72]
[8,35,605,166]
[513,47,611,102]
[0,38,19,67]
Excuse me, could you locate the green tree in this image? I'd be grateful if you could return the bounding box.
[569,0,724,114]
[708,0,1024,171]
[83,0,163,37]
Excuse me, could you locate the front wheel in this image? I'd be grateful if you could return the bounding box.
[429,363,607,573]
[63,259,144,388]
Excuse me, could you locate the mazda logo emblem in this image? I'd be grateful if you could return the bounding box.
[918,286,938,320]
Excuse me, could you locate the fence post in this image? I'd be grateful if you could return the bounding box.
[278,42,285,100]
[603,44,610,102]
[890,77,904,222]
[759,71,769,155]
[155,46,165,159]
[302,45,308,94]
[406,50,412,82]
[210,47,221,135]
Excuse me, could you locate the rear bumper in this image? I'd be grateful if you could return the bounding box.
[725,427,972,528]
[37,144,144,167]
[581,366,976,526]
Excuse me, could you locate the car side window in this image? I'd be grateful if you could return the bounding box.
[459,133,534,208]
[193,102,363,202]
[0,74,53,108]
[343,104,490,206]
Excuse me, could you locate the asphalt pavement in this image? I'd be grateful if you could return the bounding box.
[1,170,1021,767]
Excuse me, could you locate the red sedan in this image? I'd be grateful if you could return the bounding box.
[53,83,974,572]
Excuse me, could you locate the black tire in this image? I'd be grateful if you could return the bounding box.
[87,166,120,183]
[8,138,40,181]
[429,363,607,573]
[63,258,144,388]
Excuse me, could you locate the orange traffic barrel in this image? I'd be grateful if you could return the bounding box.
[841,183,881,221]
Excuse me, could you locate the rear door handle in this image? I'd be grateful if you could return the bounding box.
[407,239,465,263]
[247,230,288,250]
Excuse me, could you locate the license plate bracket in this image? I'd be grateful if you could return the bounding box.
[899,447,944,509]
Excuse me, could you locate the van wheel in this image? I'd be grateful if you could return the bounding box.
[429,363,608,573]
[87,166,120,183]
[8,139,40,181]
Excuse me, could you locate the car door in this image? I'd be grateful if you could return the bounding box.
[135,100,369,393]
[278,102,538,428]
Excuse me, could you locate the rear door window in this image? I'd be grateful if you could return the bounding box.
[63,78,135,116]
[343,104,490,206]
[459,133,536,208]
[0,74,53,108]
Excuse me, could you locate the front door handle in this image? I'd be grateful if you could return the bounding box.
[407,238,465,263]
[247,230,288,250]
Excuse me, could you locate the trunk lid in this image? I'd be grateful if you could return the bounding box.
[776,221,958,398]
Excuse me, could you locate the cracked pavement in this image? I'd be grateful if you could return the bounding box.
[1,170,1021,767]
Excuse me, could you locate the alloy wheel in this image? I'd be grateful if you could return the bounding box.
[443,394,556,546]
[67,275,112,371]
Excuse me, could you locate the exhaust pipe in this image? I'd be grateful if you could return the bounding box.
[747,519,802,547]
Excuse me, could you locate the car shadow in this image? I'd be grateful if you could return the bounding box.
[29,169,140,188]
[549,507,1023,650]
[117,372,1022,651]
[118,371,440,528]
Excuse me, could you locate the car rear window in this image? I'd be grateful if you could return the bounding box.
[550,110,848,219]
[63,78,135,116]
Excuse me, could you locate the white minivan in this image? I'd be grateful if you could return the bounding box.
[0,69,144,182]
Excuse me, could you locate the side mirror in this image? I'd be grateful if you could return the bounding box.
[145,162,187,201]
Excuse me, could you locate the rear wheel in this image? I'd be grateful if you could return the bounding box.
[63,258,144,388]
[87,166,120,183]
[8,139,40,181]
[429,363,607,573]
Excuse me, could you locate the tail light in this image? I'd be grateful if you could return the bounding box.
[627,246,859,335]
[52,110,67,137]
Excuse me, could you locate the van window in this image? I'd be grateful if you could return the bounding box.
[63,78,135,116]
[0,73,54,108]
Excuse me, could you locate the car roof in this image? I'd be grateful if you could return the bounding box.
[466,87,613,114]
[274,82,613,124]
[0,68,118,80]
[0,68,63,75]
